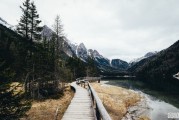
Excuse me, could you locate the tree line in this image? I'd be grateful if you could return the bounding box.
[0,0,99,119]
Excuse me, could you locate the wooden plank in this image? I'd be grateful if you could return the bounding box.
[71,78,111,120]
[61,82,95,120]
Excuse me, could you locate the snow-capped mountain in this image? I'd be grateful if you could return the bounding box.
[0,17,129,72]
[88,49,110,66]
[88,49,103,58]
[69,42,129,71]
[0,17,15,30]
[76,43,88,61]
[69,43,111,68]
[41,24,129,71]
[129,51,158,66]
[68,42,115,71]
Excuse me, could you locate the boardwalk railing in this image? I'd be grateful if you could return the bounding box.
[76,77,101,80]
[76,77,111,120]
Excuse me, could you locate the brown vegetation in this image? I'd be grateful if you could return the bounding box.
[9,82,24,95]
[91,83,141,120]
[20,86,74,120]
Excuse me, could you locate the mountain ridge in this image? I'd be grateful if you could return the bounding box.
[0,17,159,73]
[41,23,130,72]
[0,17,15,30]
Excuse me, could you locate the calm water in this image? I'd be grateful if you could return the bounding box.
[103,79,179,120]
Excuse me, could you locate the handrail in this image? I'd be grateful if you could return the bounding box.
[76,77,101,81]
[76,77,111,120]
[88,83,111,120]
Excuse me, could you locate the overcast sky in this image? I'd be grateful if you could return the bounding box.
[1,0,179,62]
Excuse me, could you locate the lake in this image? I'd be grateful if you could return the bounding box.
[102,79,179,120]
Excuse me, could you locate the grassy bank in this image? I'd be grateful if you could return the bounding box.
[20,86,74,120]
[91,83,143,120]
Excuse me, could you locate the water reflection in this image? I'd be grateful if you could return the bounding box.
[102,79,179,120]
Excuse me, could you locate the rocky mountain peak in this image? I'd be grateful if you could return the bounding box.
[76,43,88,61]
[111,59,129,70]
[93,50,101,57]
[88,49,94,57]
[78,43,86,50]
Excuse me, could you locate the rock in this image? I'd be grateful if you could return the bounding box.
[122,91,151,120]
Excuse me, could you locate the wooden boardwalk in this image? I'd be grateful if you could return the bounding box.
[62,82,95,120]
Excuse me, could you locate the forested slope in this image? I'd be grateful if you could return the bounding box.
[134,40,179,92]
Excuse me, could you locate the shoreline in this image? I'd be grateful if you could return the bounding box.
[122,91,151,120]
[100,80,179,120]
[92,81,150,120]
[107,82,151,120]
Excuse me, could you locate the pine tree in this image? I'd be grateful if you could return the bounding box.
[17,0,43,98]
[29,2,42,42]
[86,56,99,77]
[17,0,31,39]
[17,0,42,42]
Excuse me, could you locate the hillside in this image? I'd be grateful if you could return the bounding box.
[129,51,157,67]
[128,55,156,74]
[0,22,28,81]
[134,40,179,92]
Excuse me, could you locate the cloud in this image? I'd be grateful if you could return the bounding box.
[1,0,179,62]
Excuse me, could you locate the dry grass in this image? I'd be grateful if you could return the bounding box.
[91,83,141,120]
[20,86,74,120]
[138,116,150,120]
[9,82,24,95]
